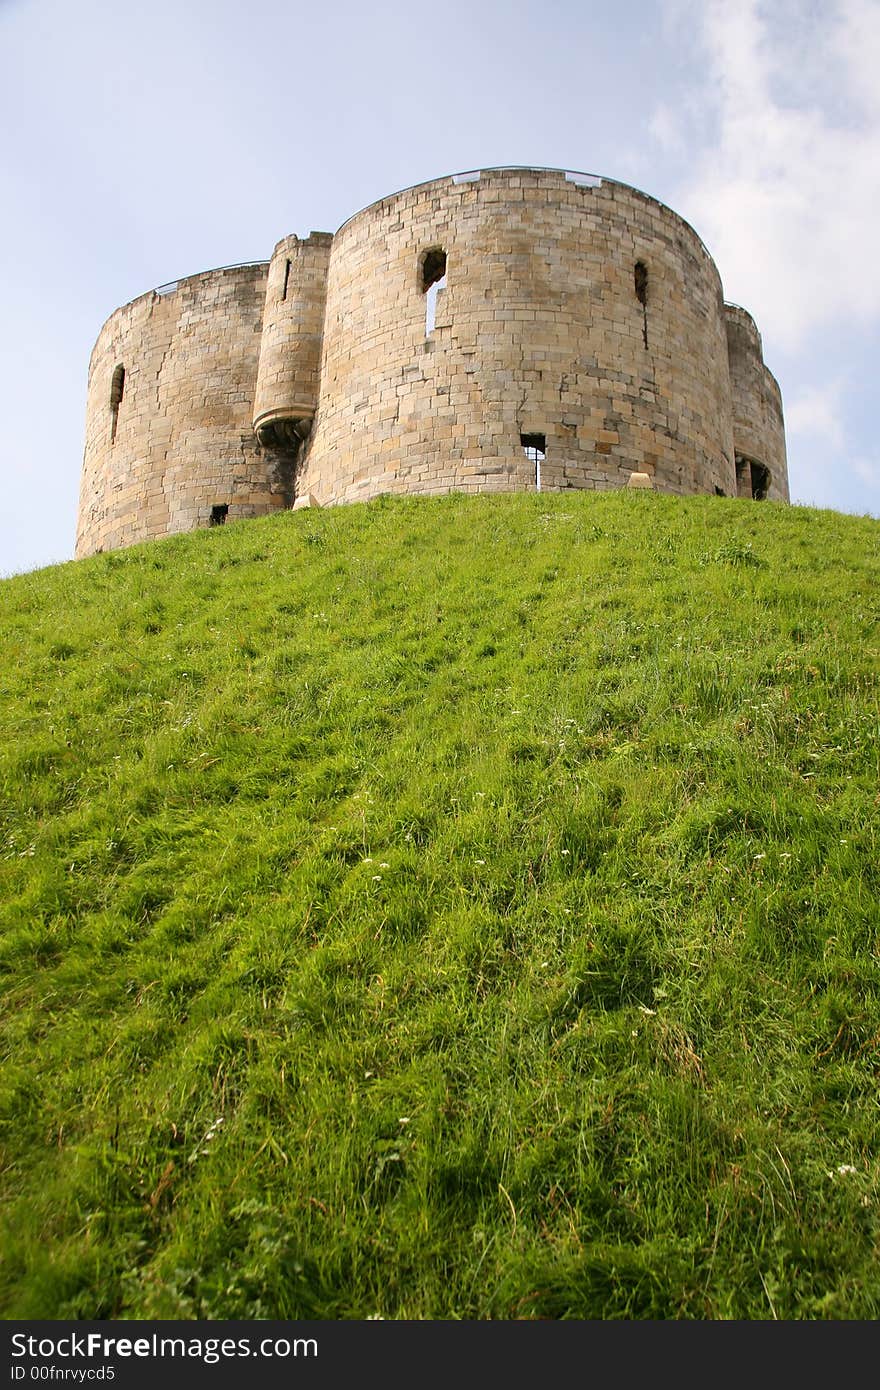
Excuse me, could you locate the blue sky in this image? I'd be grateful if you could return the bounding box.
[1,0,878,575]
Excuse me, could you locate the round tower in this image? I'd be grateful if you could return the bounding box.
[724,304,789,502]
[252,232,333,454]
[299,168,739,505]
[76,168,790,559]
[76,263,291,558]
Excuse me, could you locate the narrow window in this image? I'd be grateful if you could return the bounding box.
[210,504,228,526]
[109,364,125,444]
[634,261,648,306]
[281,258,291,301]
[521,433,546,490]
[634,261,648,349]
[421,248,447,337]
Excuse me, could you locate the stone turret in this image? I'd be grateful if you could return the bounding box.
[724,304,789,502]
[252,232,333,454]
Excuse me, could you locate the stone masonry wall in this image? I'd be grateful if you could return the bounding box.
[724,305,789,503]
[76,263,288,558]
[253,232,333,447]
[299,170,738,503]
[76,169,789,558]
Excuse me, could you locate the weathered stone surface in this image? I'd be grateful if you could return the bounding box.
[724,306,788,502]
[77,264,277,558]
[76,168,789,558]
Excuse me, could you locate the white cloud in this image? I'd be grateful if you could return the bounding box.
[793,443,880,511]
[785,383,847,449]
[648,105,684,155]
[783,379,880,509]
[851,455,880,492]
[658,0,880,352]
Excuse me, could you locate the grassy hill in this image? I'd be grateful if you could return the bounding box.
[1,490,878,1320]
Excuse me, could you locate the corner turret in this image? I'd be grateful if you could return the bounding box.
[252,232,333,456]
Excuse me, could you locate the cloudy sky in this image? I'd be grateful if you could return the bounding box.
[1,0,878,575]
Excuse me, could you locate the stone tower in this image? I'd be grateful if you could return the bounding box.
[76,167,788,557]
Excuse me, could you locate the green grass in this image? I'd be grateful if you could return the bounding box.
[1,489,878,1319]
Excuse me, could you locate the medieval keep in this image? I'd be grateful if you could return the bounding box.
[76,168,788,557]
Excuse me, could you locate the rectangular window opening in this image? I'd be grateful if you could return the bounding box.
[281,259,291,301]
[425,274,446,336]
[521,433,546,490]
[422,248,448,337]
[210,504,229,526]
